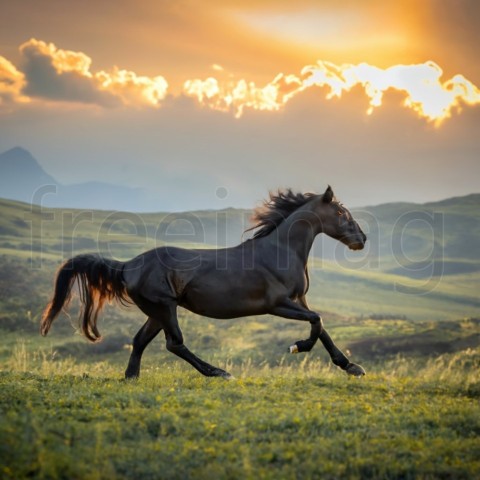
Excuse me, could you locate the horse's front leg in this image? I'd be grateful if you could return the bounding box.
[288,296,322,353]
[270,298,366,377]
[269,297,321,353]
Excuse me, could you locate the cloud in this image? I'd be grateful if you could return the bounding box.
[183,73,302,118]
[1,38,480,124]
[95,67,168,107]
[183,61,480,125]
[18,39,168,108]
[301,61,480,125]
[0,56,26,107]
[19,39,119,107]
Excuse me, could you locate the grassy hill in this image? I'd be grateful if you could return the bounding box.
[1,194,479,320]
[1,195,479,479]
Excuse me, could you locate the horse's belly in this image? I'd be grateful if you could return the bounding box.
[179,280,269,319]
[181,301,267,319]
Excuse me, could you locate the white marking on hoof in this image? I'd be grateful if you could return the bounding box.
[289,344,299,354]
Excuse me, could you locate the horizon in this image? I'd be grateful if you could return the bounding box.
[1,2,479,211]
[1,145,479,214]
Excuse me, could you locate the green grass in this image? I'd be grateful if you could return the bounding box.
[1,347,479,480]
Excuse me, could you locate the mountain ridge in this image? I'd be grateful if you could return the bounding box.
[0,147,149,211]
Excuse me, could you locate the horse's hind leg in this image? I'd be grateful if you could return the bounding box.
[125,317,163,379]
[162,305,232,379]
[166,331,232,379]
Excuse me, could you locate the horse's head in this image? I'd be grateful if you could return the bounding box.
[315,185,367,250]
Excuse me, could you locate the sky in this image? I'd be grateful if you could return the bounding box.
[1,0,479,211]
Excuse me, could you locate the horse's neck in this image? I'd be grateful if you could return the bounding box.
[269,205,323,265]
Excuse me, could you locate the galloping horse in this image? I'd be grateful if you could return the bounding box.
[41,186,367,379]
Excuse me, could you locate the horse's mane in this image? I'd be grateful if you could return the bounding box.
[246,189,317,239]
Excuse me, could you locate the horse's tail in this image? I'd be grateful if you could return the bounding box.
[40,254,129,342]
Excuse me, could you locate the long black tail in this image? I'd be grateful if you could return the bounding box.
[41,254,129,342]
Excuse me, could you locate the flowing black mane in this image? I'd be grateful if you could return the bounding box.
[248,189,317,239]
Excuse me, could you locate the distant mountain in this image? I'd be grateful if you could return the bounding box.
[0,147,149,211]
[0,147,59,200]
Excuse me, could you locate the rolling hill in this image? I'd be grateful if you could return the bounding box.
[0,192,479,321]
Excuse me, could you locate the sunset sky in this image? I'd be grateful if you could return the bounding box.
[1,0,479,211]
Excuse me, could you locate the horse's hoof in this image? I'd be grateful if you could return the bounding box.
[215,370,234,380]
[124,370,139,380]
[210,368,234,380]
[289,344,299,354]
[345,363,366,377]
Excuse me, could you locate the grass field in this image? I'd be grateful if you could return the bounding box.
[1,346,479,480]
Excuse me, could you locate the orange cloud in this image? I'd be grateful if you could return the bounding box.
[183,73,302,118]
[0,56,27,107]
[26,39,93,76]
[95,68,168,107]
[183,61,480,125]
[2,38,480,125]
[302,61,480,124]
[19,39,168,107]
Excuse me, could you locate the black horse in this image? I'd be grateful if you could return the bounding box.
[41,186,367,379]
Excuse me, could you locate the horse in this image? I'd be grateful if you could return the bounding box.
[41,185,367,379]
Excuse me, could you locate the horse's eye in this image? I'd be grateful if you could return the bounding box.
[337,210,343,216]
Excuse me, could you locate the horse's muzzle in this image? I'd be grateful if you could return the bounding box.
[348,242,365,251]
[348,230,366,250]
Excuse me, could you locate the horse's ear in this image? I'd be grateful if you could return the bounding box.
[323,185,334,204]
